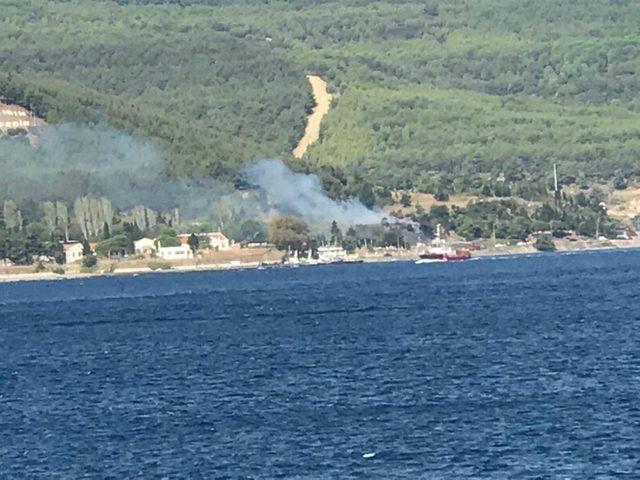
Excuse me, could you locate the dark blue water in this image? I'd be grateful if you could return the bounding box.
[2,251,640,478]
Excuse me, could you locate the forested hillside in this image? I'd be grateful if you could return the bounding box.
[1,0,640,197]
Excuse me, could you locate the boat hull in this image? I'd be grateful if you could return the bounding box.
[417,251,471,263]
[444,251,471,261]
[415,258,447,264]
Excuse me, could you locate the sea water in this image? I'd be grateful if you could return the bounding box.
[1,250,639,478]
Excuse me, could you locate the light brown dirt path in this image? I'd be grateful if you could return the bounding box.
[293,75,332,158]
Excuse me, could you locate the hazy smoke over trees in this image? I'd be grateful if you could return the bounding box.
[0,124,221,215]
[244,159,386,225]
[0,125,386,226]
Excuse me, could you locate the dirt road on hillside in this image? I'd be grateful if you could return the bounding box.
[292,75,332,158]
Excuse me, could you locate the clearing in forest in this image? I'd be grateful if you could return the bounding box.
[292,75,332,158]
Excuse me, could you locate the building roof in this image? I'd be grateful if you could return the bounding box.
[62,242,83,251]
[204,232,228,241]
[178,232,229,241]
[134,237,155,245]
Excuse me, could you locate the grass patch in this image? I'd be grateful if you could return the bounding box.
[148,262,172,271]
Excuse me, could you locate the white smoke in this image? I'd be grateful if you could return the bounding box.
[244,159,386,225]
[1,125,388,227]
[0,123,227,215]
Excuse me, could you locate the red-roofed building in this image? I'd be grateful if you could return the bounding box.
[204,232,230,250]
[63,242,84,264]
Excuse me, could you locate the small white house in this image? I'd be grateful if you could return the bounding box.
[63,242,84,264]
[178,232,230,251]
[157,245,193,260]
[134,237,157,256]
[204,232,230,250]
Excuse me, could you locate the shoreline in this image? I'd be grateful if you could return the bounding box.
[1,240,639,284]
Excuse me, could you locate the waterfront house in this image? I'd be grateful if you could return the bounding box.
[204,232,230,250]
[63,242,84,264]
[178,232,230,251]
[134,237,157,256]
[157,244,193,260]
[178,234,194,246]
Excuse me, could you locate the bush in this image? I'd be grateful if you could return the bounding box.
[534,234,556,252]
[52,267,65,275]
[155,234,181,248]
[148,262,172,271]
[434,189,450,201]
[613,177,628,190]
[95,235,128,257]
[82,255,98,268]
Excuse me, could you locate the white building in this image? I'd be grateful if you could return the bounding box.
[204,232,230,250]
[178,232,230,250]
[318,245,347,263]
[157,245,193,260]
[134,237,157,256]
[63,242,84,264]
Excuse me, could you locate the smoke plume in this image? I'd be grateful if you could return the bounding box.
[1,125,388,227]
[244,159,386,225]
[0,123,225,215]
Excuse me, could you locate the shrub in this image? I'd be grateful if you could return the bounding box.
[82,255,98,268]
[148,262,172,271]
[434,189,450,201]
[613,177,628,190]
[534,234,556,252]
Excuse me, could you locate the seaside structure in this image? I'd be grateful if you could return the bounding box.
[204,232,231,250]
[63,242,84,264]
[318,245,347,263]
[134,238,157,256]
[178,232,230,250]
[157,245,193,260]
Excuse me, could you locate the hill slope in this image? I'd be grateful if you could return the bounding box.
[1,0,640,198]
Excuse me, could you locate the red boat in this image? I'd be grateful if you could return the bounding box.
[417,224,471,263]
[444,250,471,261]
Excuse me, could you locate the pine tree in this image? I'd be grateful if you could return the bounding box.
[187,233,200,255]
[330,220,343,245]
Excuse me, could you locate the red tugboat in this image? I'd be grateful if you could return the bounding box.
[416,224,471,264]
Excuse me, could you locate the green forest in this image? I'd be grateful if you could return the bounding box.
[2,1,640,189]
[1,0,639,261]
